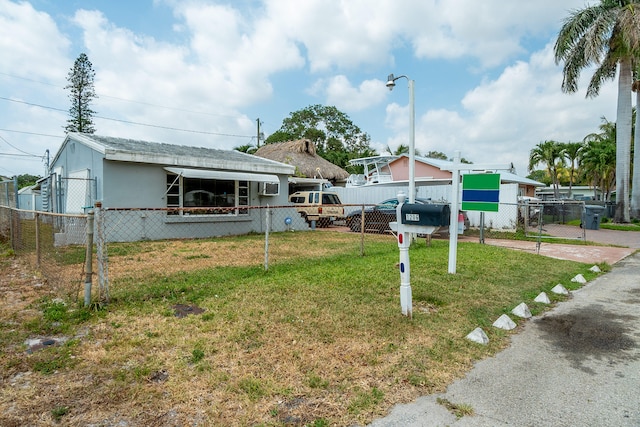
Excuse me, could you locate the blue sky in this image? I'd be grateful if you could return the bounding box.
[1,0,622,178]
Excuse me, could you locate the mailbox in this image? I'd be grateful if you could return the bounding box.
[401,203,450,227]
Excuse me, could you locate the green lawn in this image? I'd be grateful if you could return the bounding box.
[0,233,604,426]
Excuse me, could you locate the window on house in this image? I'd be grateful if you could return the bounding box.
[166,173,249,215]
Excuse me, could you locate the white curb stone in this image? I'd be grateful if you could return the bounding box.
[492,314,517,330]
[589,265,601,273]
[466,327,489,345]
[551,284,569,295]
[534,292,550,304]
[571,274,587,283]
[511,302,532,318]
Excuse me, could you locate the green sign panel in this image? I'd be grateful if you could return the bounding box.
[462,174,500,212]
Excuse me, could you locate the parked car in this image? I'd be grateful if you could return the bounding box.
[345,197,433,233]
[289,190,344,227]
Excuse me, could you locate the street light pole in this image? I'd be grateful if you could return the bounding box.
[387,73,416,203]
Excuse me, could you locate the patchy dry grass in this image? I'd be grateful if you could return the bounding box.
[0,233,597,426]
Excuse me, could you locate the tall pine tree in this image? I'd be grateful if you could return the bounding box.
[65,53,97,133]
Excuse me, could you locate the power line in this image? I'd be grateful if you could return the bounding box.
[0,129,62,138]
[0,96,254,138]
[0,152,41,158]
[0,71,60,88]
[0,134,40,156]
[0,71,243,119]
[0,96,66,112]
[92,116,253,138]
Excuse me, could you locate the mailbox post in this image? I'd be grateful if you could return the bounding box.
[395,192,412,317]
[392,192,450,318]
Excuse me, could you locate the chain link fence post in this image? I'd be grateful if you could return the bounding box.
[264,205,270,271]
[95,202,110,303]
[84,210,95,307]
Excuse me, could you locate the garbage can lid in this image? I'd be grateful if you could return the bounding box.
[584,205,605,212]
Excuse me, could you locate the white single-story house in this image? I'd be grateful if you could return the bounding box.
[47,133,300,241]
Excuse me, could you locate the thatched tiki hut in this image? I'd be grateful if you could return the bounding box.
[254,139,349,183]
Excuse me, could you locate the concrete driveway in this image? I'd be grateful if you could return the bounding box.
[370,230,640,427]
[463,226,638,265]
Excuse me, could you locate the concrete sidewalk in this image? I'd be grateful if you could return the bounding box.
[369,252,640,427]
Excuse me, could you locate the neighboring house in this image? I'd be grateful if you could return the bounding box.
[47,133,298,241]
[385,155,543,199]
[254,139,350,190]
[17,185,42,212]
[535,185,602,201]
[336,154,546,230]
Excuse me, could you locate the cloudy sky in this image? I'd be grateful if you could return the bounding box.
[1,0,622,178]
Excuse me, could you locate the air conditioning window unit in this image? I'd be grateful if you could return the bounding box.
[259,181,279,196]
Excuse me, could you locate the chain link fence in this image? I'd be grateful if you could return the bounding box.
[519,200,588,240]
[0,206,88,300]
[93,204,387,296]
[0,178,18,208]
[1,198,614,304]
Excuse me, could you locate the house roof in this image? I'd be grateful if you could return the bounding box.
[410,155,546,186]
[55,133,296,175]
[350,154,545,187]
[254,139,350,181]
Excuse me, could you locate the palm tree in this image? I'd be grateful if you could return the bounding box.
[529,140,565,199]
[234,144,257,154]
[554,0,640,223]
[561,142,584,197]
[582,123,617,201]
[632,75,640,217]
[385,144,422,157]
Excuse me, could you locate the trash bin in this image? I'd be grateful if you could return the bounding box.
[582,205,606,230]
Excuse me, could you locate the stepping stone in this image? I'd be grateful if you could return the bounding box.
[466,327,489,345]
[571,274,586,283]
[534,292,550,304]
[492,314,516,330]
[512,302,532,318]
[551,284,569,295]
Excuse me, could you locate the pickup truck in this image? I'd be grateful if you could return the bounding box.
[289,191,344,227]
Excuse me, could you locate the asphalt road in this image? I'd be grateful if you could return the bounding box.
[369,251,640,427]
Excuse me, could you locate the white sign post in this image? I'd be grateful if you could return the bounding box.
[442,151,512,274]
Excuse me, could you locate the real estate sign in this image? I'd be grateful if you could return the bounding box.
[462,173,500,212]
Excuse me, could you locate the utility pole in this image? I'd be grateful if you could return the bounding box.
[256,118,263,148]
[44,149,50,175]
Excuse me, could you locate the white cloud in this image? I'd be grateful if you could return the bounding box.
[0,0,70,78]
[0,0,616,178]
[321,76,388,112]
[263,0,398,72]
[409,0,596,68]
[405,42,617,176]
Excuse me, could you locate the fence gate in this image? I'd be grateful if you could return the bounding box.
[522,200,586,243]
